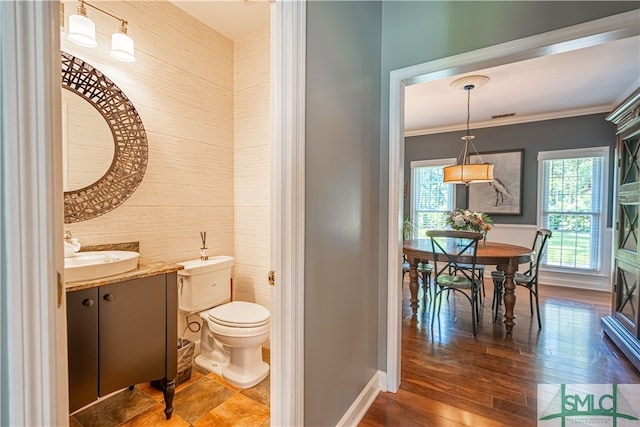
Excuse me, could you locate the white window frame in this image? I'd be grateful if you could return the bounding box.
[410,158,457,238]
[537,146,609,274]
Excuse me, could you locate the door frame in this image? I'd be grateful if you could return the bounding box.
[270,0,306,425]
[0,1,68,424]
[385,11,640,392]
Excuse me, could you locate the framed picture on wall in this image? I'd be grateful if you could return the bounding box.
[467,149,523,215]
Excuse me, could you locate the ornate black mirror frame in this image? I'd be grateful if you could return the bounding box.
[62,51,148,223]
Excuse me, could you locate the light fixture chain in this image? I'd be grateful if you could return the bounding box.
[466,85,471,138]
[464,84,486,162]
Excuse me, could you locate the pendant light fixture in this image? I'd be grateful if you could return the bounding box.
[66,0,135,63]
[443,76,494,185]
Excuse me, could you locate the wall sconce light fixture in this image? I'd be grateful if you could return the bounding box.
[66,0,135,62]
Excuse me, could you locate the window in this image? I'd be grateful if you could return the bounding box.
[410,159,456,239]
[537,147,609,272]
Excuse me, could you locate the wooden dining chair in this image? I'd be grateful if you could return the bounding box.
[491,229,552,328]
[427,230,484,336]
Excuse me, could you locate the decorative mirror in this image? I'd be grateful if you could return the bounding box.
[62,51,148,223]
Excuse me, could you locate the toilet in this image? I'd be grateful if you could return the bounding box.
[177,256,270,389]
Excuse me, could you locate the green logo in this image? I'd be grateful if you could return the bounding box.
[539,384,639,426]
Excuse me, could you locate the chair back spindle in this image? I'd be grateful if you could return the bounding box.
[427,230,484,336]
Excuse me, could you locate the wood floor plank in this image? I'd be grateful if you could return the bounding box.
[359,283,640,426]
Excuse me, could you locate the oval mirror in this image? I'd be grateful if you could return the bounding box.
[62,88,114,191]
[62,52,148,223]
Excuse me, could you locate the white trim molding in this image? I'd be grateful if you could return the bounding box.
[387,11,639,394]
[270,0,306,425]
[0,1,68,424]
[336,371,385,427]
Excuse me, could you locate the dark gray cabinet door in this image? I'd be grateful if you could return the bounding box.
[67,288,98,413]
[98,276,166,396]
[614,128,640,339]
[604,88,640,371]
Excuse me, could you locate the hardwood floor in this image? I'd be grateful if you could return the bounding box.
[359,280,640,426]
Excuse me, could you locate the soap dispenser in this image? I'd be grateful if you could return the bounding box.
[64,231,81,257]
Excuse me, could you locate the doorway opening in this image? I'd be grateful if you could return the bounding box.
[385,11,640,392]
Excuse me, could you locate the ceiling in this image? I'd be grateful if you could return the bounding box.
[405,35,640,136]
[169,2,639,137]
[171,0,270,41]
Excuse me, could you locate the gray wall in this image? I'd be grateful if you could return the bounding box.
[404,114,617,226]
[378,1,637,370]
[305,1,382,425]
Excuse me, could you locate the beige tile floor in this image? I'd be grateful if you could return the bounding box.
[70,350,270,427]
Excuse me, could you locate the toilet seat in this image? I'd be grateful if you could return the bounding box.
[207,301,270,328]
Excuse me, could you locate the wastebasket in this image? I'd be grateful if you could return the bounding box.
[175,337,195,384]
[151,338,195,390]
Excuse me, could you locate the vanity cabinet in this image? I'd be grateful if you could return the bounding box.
[67,273,178,417]
[67,288,98,412]
[603,87,640,372]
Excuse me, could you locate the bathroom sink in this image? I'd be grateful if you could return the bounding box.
[64,251,140,283]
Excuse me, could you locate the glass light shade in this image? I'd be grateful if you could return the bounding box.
[111,31,135,62]
[68,13,97,47]
[443,163,494,184]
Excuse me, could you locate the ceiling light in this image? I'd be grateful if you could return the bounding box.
[443,76,494,185]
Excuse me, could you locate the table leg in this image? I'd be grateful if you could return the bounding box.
[502,262,517,332]
[408,259,419,316]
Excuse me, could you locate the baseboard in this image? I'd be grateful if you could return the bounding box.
[336,370,384,427]
[481,270,611,292]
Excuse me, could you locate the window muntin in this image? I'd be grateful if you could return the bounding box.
[538,147,608,272]
[410,159,456,239]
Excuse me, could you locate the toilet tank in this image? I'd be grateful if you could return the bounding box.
[177,256,233,313]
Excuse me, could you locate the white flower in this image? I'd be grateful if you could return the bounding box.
[444,207,493,232]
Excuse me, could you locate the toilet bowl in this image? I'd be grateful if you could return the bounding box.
[196,301,270,388]
[177,258,270,389]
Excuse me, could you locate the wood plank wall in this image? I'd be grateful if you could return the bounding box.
[233,28,272,311]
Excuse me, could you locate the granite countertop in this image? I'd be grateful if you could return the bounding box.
[65,258,184,292]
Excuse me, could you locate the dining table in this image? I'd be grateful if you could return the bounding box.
[403,238,533,333]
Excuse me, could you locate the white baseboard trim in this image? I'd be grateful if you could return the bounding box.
[539,275,611,292]
[377,371,388,392]
[336,370,384,427]
[481,271,612,293]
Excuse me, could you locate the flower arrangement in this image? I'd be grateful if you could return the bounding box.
[444,208,493,233]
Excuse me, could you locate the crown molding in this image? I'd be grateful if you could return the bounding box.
[404,104,614,137]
